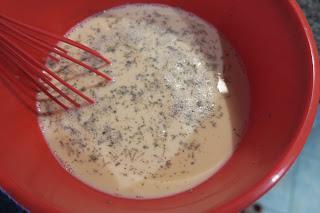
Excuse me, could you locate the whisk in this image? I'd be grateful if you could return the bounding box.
[0,14,112,110]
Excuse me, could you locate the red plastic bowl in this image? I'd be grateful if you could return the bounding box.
[0,0,319,212]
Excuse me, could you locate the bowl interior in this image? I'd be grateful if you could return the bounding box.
[0,0,318,212]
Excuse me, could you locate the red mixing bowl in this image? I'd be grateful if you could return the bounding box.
[0,0,319,212]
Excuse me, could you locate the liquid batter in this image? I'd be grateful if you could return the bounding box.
[38,4,250,199]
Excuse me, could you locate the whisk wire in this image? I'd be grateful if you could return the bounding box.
[0,49,70,109]
[0,37,81,108]
[0,34,93,107]
[0,13,112,110]
[0,14,111,64]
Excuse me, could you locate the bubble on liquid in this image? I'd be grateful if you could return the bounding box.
[63,162,74,174]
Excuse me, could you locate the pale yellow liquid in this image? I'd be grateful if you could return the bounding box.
[38,4,250,199]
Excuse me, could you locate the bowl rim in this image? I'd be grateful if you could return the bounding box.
[0,0,319,212]
[216,0,320,212]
